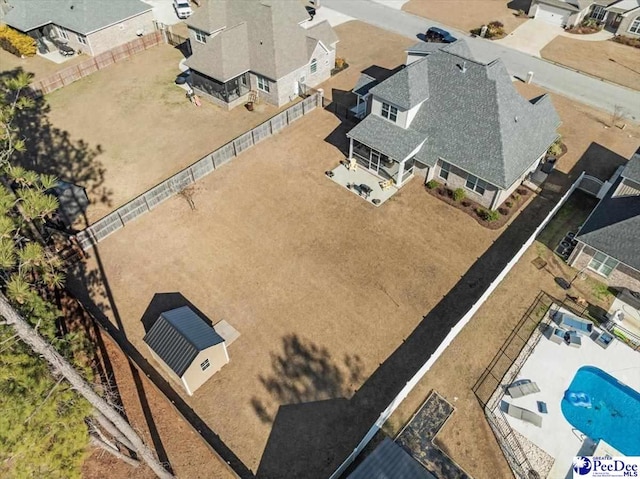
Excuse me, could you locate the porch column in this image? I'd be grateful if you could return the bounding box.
[348,137,354,159]
[396,159,405,186]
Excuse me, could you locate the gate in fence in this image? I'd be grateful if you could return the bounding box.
[76,93,323,250]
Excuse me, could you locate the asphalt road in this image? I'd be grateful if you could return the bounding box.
[323,0,640,121]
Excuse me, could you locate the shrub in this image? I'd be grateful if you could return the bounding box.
[488,21,504,28]
[581,18,599,29]
[0,25,36,57]
[547,137,563,157]
[511,193,520,202]
[471,21,505,39]
[425,180,439,190]
[478,208,500,222]
[613,35,640,48]
[335,57,346,69]
[453,188,465,202]
[517,9,526,17]
[505,200,513,208]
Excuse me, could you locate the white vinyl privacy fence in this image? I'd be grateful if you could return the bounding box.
[329,172,586,479]
[76,93,322,250]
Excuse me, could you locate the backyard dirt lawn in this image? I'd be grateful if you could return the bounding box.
[542,37,640,92]
[403,0,530,35]
[70,108,503,478]
[44,44,282,223]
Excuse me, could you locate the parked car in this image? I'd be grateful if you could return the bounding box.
[425,27,457,43]
[173,0,193,19]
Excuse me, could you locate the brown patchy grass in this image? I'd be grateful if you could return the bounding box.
[0,47,88,81]
[542,36,640,91]
[45,44,283,223]
[403,0,530,35]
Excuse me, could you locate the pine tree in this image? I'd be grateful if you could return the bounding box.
[0,72,173,478]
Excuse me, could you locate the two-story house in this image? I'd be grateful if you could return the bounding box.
[185,0,338,110]
[568,150,640,293]
[528,0,640,36]
[345,41,561,210]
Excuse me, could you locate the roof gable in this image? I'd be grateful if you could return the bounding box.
[622,150,640,183]
[3,0,152,35]
[143,307,224,377]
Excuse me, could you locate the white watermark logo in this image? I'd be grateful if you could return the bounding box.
[573,456,639,478]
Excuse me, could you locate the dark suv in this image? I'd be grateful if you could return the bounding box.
[425,27,457,43]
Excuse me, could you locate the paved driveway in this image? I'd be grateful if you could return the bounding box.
[496,20,563,57]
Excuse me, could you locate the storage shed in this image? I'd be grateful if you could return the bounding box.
[143,306,229,396]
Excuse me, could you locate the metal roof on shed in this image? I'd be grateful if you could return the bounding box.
[143,306,224,377]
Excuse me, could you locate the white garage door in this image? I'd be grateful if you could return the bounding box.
[534,4,570,26]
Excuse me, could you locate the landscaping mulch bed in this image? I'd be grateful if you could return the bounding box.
[425,182,532,230]
[565,26,602,35]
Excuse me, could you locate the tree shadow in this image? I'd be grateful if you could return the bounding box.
[2,67,111,229]
[252,334,364,479]
[140,292,213,333]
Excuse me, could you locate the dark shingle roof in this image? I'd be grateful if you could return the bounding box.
[349,40,560,188]
[143,307,224,377]
[3,0,151,35]
[622,151,640,184]
[347,114,426,161]
[348,438,436,479]
[577,176,640,272]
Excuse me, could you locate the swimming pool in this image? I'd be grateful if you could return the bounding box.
[561,366,640,455]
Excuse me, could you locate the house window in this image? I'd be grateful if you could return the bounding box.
[194,29,207,43]
[588,251,619,277]
[257,75,270,93]
[381,102,397,122]
[77,34,87,45]
[200,359,210,371]
[590,5,606,21]
[241,74,248,87]
[465,174,488,195]
[439,161,451,180]
[310,58,317,74]
[58,27,69,40]
[630,18,640,34]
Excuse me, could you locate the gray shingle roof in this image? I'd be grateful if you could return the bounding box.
[305,19,338,48]
[369,63,430,110]
[535,0,581,11]
[348,438,436,479]
[347,114,426,161]
[3,0,151,35]
[406,42,447,55]
[187,0,331,81]
[185,22,250,82]
[353,73,377,97]
[622,151,640,184]
[350,41,560,189]
[143,306,224,377]
[577,176,640,272]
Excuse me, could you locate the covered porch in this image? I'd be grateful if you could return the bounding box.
[191,70,251,106]
[349,139,415,187]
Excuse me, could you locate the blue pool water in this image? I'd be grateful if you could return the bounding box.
[561,366,640,455]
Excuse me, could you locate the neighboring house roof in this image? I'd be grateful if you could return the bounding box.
[143,306,225,377]
[534,0,581,12]
[348,114,426,161]
[576,174,640,272]
[353,73,378,97]
[349,40,560,189]
[347,438,436,479]
[186,22,251,83]
[187,0,333,81]
[607,0,640,13]
[3,0,152,35]
[622,150,640,183]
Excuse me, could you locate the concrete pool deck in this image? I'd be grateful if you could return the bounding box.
[495,307,640,479]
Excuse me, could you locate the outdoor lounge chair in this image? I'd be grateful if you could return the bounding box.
[505,403,543,427]
[508,381,540,398]
[567,332,582,348]
[552,311,593,336]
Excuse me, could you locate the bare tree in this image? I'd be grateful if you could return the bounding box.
[610,105,625,128]
[177,184,198,211]
[0,293,175,479]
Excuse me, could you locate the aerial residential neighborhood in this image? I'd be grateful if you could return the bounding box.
[0,1,638,479]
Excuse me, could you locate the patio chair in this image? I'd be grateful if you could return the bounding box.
[567,332,582,348]
[348,158,357,171]
[507,381,540,398]
[379,179,393,190]
[505,403,543,427]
